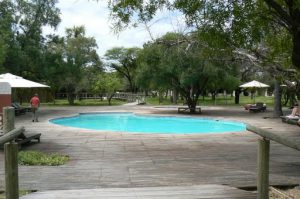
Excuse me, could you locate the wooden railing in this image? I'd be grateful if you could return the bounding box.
[55,92,146,103]
[246,124,300,199]
[113,93,145,103]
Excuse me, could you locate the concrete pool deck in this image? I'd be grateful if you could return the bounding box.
[0,105,299,195]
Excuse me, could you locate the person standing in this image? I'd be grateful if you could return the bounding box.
[30,93,40,122]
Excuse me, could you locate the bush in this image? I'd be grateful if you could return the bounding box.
[18,151,69,166]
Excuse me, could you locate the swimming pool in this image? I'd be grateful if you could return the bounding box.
[50,112,246,134]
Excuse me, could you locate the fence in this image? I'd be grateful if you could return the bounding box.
[55,92,146,103]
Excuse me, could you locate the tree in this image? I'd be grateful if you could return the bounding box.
[106,0,297,67]
[105,47,140,93]
[0,0,14,71]
[60,26,102,105]
[43,34,66,102]
[136,32,237,112]
[262,0,300,69]
[0,0,60,83]
[92,72,122,105]
[105,0,300,118]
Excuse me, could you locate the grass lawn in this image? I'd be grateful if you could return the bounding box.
[145,95,275,106]
[42,99,126,106]
[23,95,279,107]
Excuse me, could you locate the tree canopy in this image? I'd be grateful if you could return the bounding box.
[53,26,102,105]
[107,0,300,70]
[0,0,60,80]
[1,0,298,108]
[105,47,140,93]
[136,32,239,111]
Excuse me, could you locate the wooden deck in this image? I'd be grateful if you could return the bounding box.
[21,184,256,199]
[0,105,299,197]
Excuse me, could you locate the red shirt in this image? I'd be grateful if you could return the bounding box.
[30,96,40,107]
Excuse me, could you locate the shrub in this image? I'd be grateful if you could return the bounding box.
[18,151,69,166]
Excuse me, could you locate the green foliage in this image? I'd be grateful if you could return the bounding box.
[93,72,122,94]
[1,0,61,79]
[92,72,123,105]
[18,151,69,166]
[107,0,300,70]
[0,0,14,71]
[105,47,140,93]
[136,32,239,111]
[49,26,102,105]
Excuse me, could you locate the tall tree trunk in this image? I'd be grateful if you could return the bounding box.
[185,94,199,113]
[128,77,135,93]
[273,80,283,117]
[211,92,216,101]
[108,93,114,105]
[186,97,196,113]
[292,29,300,69]
[173,89,178,104]
[67,85,75,105]
[158,91,163,104]
[67,93,75,105]
[235,88,240,104]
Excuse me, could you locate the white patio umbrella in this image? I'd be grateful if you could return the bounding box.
[239,80,270,89]
[0,73,49,88]
[239,80,269,102]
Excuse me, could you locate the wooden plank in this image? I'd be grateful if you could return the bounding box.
[20,184,256,199]
[1,106,299,192]
[247,124,300,151]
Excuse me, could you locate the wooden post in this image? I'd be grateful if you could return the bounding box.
[257,138,270,199]
[5,143,19,199]
[3,107,15,134]
[3,107,19,199]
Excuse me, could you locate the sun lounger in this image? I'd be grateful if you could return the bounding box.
[16,132,41,146]
[178,107,202,114]
[11,103,27,116]
[280,116,300,125]
[12,102,31,112]
[249,102,267,112]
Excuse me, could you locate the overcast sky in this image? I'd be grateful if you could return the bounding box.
[43,0,185,57]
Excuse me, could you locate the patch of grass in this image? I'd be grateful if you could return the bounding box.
[145,97,184,105]
[43,99,126,106]
[145,95,275,106]
[18,151,69,166]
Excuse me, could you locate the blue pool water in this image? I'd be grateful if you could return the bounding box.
[50,113,246,134]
